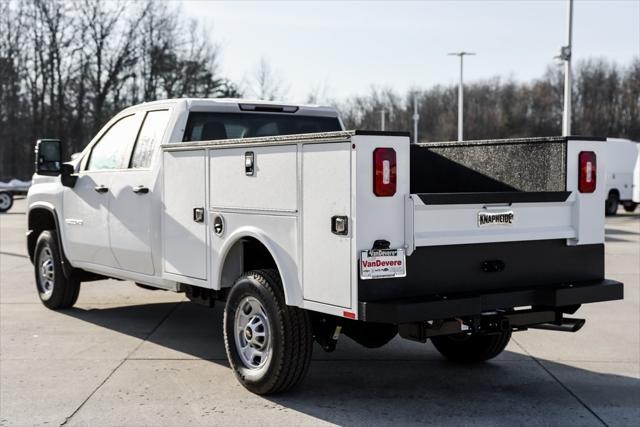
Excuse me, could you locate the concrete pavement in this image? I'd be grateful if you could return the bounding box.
[1,198,638,426]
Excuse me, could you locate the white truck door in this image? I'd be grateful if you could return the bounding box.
[63,113,142,268]
[108,110,171,275]
[63,172,115,267]
[302,143,352,308]
[162,149,207,280]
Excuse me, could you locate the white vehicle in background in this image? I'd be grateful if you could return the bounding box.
[605,138,640,215]
[0,179,31,212]
[26,98,623,394]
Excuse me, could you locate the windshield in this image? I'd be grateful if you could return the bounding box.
[182,112,342,142]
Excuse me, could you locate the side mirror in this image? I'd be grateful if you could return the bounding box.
[61,163,78,188]
[35,139,62,176]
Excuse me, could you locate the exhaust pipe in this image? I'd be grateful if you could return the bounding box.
[530,317,585,333]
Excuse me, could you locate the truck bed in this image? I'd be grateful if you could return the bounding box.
[409,136,597,197]
[360,136,612,315]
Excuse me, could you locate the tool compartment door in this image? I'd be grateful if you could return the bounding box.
[162,149,207,280]
[302,143,352,308]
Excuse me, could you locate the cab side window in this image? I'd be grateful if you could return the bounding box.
[87,114,140,171]
[130,110,170,169]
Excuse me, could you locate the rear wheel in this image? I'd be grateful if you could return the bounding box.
[223,269,313,394]
[34,230,80,309]
[623,202,638,213]
[431,329,511,363]
[0,192,13,212]
[605,191,619,216]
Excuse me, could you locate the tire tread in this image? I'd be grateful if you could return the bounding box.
[224,269,313,394]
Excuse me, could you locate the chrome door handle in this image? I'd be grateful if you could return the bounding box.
[94,185,109,193]
[132,185,149,194]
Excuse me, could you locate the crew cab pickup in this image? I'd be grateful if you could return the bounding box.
[27,98,623,394]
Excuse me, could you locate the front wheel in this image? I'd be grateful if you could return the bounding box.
[0,192,13,212]
[223,269,313,395]
[34,230,80,309]
[431,329,511,363]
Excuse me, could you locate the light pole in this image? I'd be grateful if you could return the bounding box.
[560,0,574,136]
[448,51,475,141]
[412,95,419,143]
[380,109,386,131]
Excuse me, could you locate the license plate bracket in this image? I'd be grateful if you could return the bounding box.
[360,248,407,280]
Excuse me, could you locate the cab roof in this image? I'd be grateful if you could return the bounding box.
[130,98,339,118]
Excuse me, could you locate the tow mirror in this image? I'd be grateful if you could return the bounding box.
[61,163,78,188]
[35,139,62,176]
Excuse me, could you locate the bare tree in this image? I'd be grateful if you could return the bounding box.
[250,58,287,101]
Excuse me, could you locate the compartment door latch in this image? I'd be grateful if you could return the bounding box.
[331,216,348,236]
[193,207,205,223]
[245,151,255,176]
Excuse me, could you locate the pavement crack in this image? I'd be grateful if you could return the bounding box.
[512,337,609,427]
[0,251,29,259]
[60,301,182,426]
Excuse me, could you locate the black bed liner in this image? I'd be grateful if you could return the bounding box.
[410,136,603,195]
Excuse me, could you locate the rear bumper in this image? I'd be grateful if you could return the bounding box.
[358,279,623,324]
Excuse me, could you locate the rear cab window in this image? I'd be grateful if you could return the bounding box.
[130,110,171,168]
[182,112,342,142]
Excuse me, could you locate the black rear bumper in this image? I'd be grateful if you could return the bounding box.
[358,279,623,324]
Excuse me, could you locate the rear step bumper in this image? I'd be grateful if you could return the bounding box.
[358,279,623,324]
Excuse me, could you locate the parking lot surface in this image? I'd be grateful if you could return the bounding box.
[1,198,638,426]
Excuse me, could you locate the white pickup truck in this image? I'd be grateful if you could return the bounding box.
[27,98,623,394]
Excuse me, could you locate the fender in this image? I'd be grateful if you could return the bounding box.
[217,226,302,306]
[27,202,73,279]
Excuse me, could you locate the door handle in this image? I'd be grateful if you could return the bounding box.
[132,185,149,194]
[94,185,109,193]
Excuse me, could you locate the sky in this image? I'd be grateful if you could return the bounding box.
[181,0,640,103]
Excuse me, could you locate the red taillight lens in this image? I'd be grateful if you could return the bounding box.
[373,148,396,197]
[579,151,597,193]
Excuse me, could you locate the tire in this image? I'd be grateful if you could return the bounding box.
[431,329,512,363]
[34,230,80,309]
[623,202,638,213]
[343,321,398,348]
[0,192,13,213]
[605,191,619,216]
[223,269,313,395]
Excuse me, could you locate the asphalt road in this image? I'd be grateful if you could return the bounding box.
[1,198,638,426]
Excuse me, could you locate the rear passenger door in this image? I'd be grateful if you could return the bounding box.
[108,109,171,276]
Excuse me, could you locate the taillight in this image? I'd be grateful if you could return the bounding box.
[579,151,597,193]
[373,148,396,196]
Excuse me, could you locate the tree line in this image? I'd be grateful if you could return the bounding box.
[1,0,638,181]
[338,59,640,143]
[0,0,239,180]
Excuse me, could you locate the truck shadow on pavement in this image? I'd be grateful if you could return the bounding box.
[60,299,639,425]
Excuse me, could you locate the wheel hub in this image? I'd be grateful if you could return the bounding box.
[38,247,55,299]
[234,296,272,369]
[0,193,10,210]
